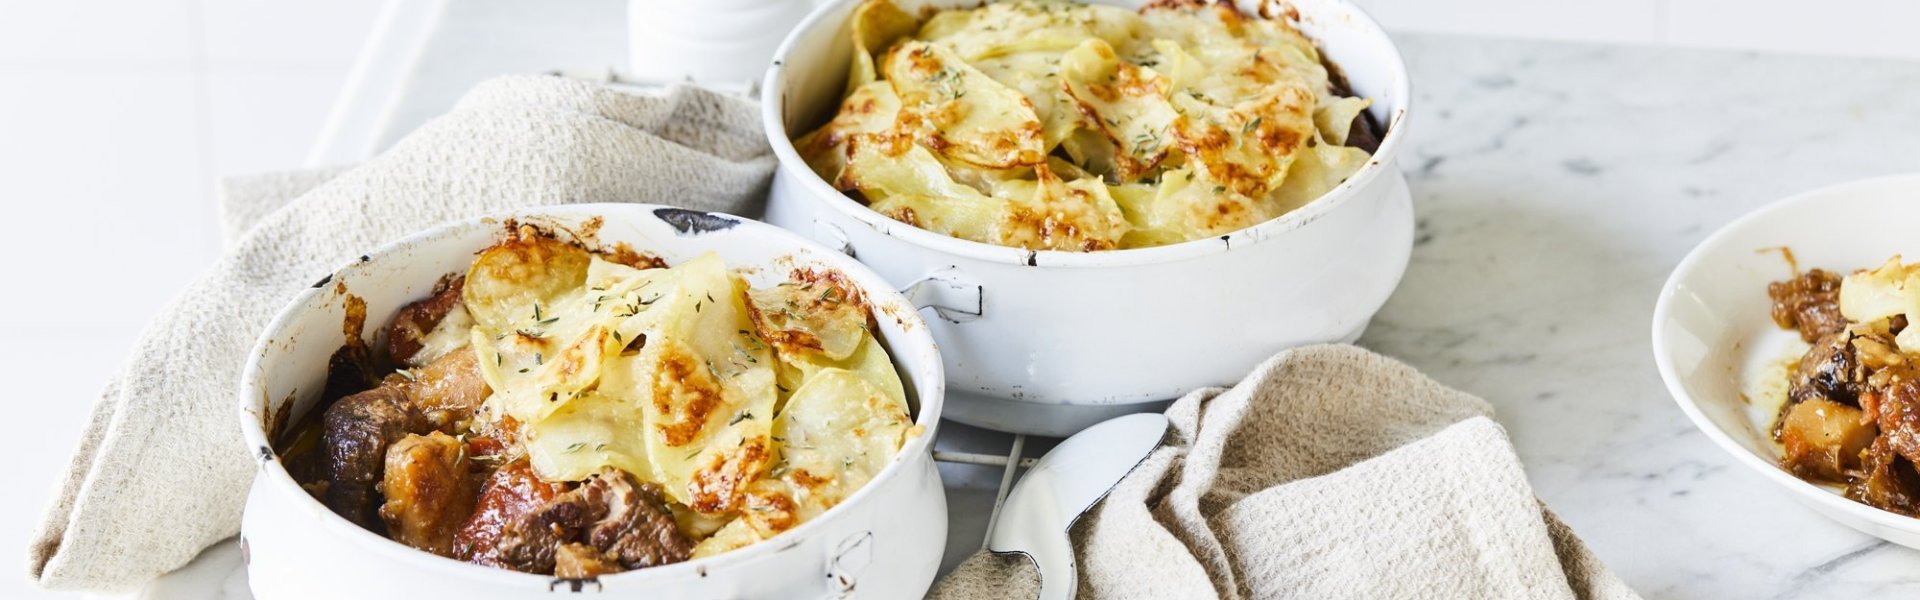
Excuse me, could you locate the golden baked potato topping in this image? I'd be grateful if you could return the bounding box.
[796,0,1378,251]
[279,225,916,576]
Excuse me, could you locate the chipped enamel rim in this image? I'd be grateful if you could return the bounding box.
[762,0,1413,268]
[235,203,945,588]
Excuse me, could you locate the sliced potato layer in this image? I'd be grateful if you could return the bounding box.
[796,0,1375,250]
[884,40,1047,169]
[460,230,913,558]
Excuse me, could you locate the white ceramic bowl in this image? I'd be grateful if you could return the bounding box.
[236,205,948,598]
[763,0,1416,436]
[1654,174,1920,549]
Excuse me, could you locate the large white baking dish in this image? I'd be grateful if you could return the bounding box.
[236,205,948,598]
[762,0,1416,436]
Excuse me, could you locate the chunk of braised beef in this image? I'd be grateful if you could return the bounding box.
[457,460,570,568]
[1785,332,1868,411]
[469,467,692,575]
[316,345,492,529]
[395,349,490,432]
[322,344,382,401]
[320,386,422,528]
[1848,436,1920,516]
[585,471,693,570]
[1875,373,1920,466]
[1768,269,1848,343]
[379,432,479,557]
[491,492,591,574]
[554,543,620,579]
[386,275,466,367]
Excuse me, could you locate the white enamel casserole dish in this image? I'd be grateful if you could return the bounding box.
[236,204,948,598]
[763,0,1416,435]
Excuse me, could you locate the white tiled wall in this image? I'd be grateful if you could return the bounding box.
[0,2,385,599]
[1665,0,1920,60]
[1357,0,1670,44]
[1355,0,1920,61]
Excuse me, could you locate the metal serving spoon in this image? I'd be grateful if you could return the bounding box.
[985,413,1170,600]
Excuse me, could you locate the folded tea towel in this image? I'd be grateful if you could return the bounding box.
[28,75,775,591]
[215,165,353,246]
[932,345,1642,600]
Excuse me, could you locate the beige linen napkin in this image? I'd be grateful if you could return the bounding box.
[933,345,1641,600]
[28,75,775,592]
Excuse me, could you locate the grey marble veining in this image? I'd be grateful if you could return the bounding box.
[1362,36,1920,599]
[125,28,1920,600]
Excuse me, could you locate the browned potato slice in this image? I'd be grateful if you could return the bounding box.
[846,0,919,95]
[794,81,903,186]
[463,226,592,334]
[744,270,871,362]
[1170,83,1316,200]
[1059,38,1177,182]
[884,40,1046,169]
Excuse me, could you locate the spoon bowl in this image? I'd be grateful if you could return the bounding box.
[986,413,1171,600]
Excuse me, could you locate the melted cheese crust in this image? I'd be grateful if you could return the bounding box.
[798,0,1375,250]
[460,230,912,557]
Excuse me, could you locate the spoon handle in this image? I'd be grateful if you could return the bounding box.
[1032,532,1077,600]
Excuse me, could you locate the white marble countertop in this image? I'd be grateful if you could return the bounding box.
[1370,36,1920,598]
[36,5,1920,599]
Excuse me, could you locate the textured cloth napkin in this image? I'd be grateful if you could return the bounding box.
[932,345,1641,600]
[28,75,775,591]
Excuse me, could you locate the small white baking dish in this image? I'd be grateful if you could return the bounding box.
[236,204,948,598]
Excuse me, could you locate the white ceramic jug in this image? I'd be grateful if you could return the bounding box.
[627,0,816,88]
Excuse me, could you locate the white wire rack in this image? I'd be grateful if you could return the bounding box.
[937,437,1036,551]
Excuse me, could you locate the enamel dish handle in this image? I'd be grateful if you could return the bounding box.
[815,219,984,322]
